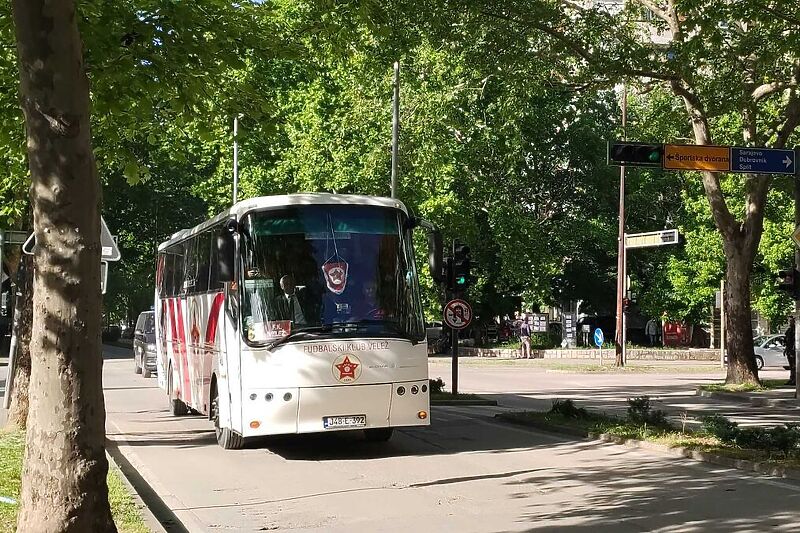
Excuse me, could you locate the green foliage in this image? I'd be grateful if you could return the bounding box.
[701,415,800,457]
[549,399,589,419]
[700,415,739,445]
[626,396,669,427]
[429,377,445,394]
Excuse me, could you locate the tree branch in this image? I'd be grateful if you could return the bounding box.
[477,8,678,82]
[774,89,800,149]
[670,79,737,237]
[752,81,798,102]
[631,0,670,25]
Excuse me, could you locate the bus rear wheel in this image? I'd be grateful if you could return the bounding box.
[365,428,394,442]
[212,386,244,450]
[168,365,188,416]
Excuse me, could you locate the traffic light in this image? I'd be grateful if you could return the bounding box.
[452,242,472,291]
[776,269,800,299]
[608,142,663,167]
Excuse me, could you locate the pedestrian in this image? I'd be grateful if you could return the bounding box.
[785,316,796,386]
[519,313,532,359]
[645,318,658,346]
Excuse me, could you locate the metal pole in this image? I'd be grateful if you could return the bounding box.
[233,116,239,205]
[2,282,20,410]
[615,84,627,366]
[720,279,725,369]
[451,239,458,394]
[390,61,400,199]
[794,153,800,399]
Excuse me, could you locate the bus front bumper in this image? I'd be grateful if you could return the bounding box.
[239,380,430,437]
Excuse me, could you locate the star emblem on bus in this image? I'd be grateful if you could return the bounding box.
[333,354,362,383]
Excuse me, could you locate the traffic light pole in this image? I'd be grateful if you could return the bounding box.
[614,85,627,367]
[795,163,799,400]
[451,239,459,395]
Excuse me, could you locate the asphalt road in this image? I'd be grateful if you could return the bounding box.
[101,346,800,532]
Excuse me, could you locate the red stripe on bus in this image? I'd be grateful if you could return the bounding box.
[175,299,192,402]
[205,292,225,345]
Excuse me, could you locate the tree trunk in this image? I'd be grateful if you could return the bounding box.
[12,1,116,531]
[5,254,33,429]
[723,239,760,385]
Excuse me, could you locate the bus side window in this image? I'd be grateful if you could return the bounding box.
[196,231,212,293]
[173,245,185,297]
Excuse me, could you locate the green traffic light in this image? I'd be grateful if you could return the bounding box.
[649,151,661,162]
[456,276,466,285]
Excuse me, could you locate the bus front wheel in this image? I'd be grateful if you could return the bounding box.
[212,386,244,450]
[365,428,394,442]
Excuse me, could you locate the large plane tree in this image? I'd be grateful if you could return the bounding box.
[11,0,115,529]
[435,0,800,384]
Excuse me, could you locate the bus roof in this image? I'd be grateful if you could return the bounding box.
[157,193,409,251]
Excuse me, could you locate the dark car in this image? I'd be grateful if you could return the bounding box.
[133,311,156,378]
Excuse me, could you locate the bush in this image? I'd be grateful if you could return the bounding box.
[701,414,800,456]
[550,399,589,419]
[700,415,739,444]
[429,377,445,394]
[627,396,669,428]
[530,333,558,349]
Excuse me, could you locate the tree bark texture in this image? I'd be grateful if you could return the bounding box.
[6,254,33,430]
[12,1,116,531]
[723,242,760,385]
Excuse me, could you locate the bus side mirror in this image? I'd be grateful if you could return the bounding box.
[216,219,237,283]
[407,216,443,283]
[428,230,443,283]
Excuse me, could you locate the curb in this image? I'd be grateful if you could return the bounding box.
[106,449,169,533]
[432,399,498,406]
[590,431,800,481]
[494,413,800,482]
[105,439,190,532]
[696,388,800,408]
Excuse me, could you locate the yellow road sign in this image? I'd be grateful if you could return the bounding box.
[663,144,730,172]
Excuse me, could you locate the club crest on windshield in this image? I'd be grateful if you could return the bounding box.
[322,260,348,294]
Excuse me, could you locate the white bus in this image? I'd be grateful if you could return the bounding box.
[154,193,442,449]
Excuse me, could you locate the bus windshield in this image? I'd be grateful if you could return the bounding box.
[240,204,425,345]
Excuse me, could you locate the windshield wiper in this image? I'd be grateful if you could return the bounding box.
[266,325,332,350]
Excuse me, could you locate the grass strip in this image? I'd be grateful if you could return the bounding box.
[0,430,151,533]
[496,410,800,470]
[431,391,489,402]
[699,379,787,393]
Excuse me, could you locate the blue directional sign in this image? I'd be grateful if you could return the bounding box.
[593,328,604,348]
[730,147,796,175]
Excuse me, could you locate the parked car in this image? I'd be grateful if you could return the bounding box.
[133,311,157,378]
[426,321,443,341]
[753,334,791,370]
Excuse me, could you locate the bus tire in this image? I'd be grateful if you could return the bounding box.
[212,385,244,450]
[365,428,394,442]
[168,364,188,416]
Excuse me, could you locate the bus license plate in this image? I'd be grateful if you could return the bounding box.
[323,415,367,429]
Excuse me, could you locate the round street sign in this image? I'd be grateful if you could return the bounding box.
[593,328,605,348]
[443,299,473,330]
